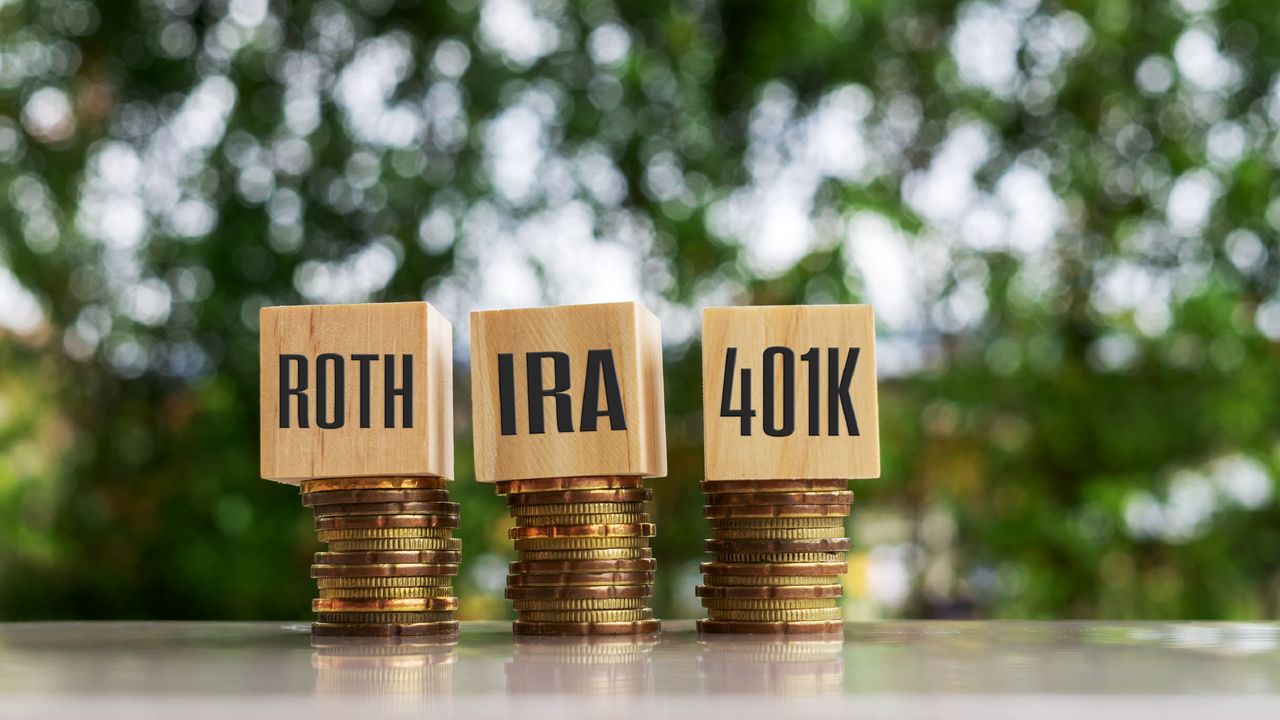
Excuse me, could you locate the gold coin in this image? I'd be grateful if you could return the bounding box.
[496,476,643,494]
[509,502,646,517]
[505,571,654,587]
[509,523,655,540]
[314,611,454,624]
[518,547,652,561]
[708,517,846,529]
[700,562,847,577]
[311,563,458,578]
[695,619,843,635]
[513,536,650,550]
[510,597,649,611]
[700,479,848,494]
[315,514,459,531]
[326,537,462,552]
[301,488,450,506]
[313,597,458,613]
[699,598,839,610]
[312,501,461,518]
[701,574,841,586]
[696,584,844,599]
[514,513,649,527]
[710,527,846,540]
[710,552,844,563]
[302,477,447,493]
[707,607,843,622]
[319,586,454,599]
[316,527,455,541]
[517,609,653,623]
[316,576,453,588]
[705,504,851,519]
[513,619,661,636]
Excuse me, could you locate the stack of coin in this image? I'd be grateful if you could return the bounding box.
[497,476,660,636]
[696,479,851,634]
[302,476,461,637]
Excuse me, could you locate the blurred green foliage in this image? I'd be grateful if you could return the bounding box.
[1,0,1279,621]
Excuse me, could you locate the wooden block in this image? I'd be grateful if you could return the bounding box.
[701,305,880,481]
[259,302,453,483]
[470,302,667,482]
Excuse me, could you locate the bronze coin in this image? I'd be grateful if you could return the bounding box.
[496,476,644,494]
[505,571,654,587]
[703,504,851,519]
[695,619,843,635]
[504,585,653,601]
[311,501,460,517]
[700,479,848,494]
[710,552,844,564]
[510,597,649,611]
[311,597,458,613]
[314,611,454,623]
[512,536,650,551]
[695,584,845,600]
[311,563,459,578]
[518,547,652,561]
[507,488,653,506]
[699,561,847,577]
[315,514,460,531]
[704,538,851,554]
[514,513,649,527]
[513,619,661,636]
[315,550,461,565]
[509,558,656,575]
[302,477,447,493]
[704,491,853,506]
[509,523,655,540]
[301,489,450,506]
[311,621,459,637]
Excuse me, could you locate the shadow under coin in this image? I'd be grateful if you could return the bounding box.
[697,633,844,696]
[311,634,457,708]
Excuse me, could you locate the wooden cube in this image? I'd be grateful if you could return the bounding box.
[701,305,880,481]
[259,301,453,483]
[470,302,667,482]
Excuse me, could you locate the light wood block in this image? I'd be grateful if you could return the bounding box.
[701,305,880,481]
[470,301,667,483]
[259,301,453,483]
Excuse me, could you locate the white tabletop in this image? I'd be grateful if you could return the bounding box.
[1,621,1277,719]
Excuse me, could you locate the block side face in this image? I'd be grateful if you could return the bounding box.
[259,302,449,482]
[426,303,455,480]
[638,306,668,478]
[702,304,880,481]
[469,302,660,482]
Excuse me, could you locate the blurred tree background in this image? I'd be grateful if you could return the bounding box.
[1,0,1279,622]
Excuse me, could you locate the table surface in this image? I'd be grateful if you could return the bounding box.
[1,620,1278,719]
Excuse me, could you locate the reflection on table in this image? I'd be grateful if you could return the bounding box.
[697,633,843,696]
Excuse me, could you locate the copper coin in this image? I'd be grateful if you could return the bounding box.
[311,501,460,517]
[705,491,853,506]
[496,476,643,494]
[311,563,459,578]
[505,571,654,587]
[316,514,460,531]
[509,523,655,540]
[696,584,844,600]
[513,619,661,636]
[315,550,461,565]
[704,538,851,554]
[311,621,459,637]
[302,477,447,493]
[700,479,848,494]
[699,561,847,577]
[312,597,459,613]
[703,504,851,519]
[507,488,653,506]
[509,558,656,575]
[301,489,450,506]
[315,611,454,623]
[696,619,843,635]
[505,585,653,601]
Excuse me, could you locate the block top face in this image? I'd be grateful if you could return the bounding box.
[259,301,454,484]
[469,301,667,483]
[701,304,880,481]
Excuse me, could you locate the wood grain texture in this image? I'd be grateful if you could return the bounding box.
[701,305,880,481]
[259,301,453,483]
[469,301,667,482]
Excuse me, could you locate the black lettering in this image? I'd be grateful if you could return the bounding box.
[579,349,626,431]
[316,353,345,429]
[762,346,795,437]
[385,354,412,428]
[828,347,859,436]
[527,351,573,434]
[497,353,517,435]
[351,354,377,428]
[279,354,309,428]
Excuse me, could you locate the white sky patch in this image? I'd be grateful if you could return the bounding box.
[950,2,1023,97]
[0,265,46,335]
[484,91,557,206]
[293,238,401,304]
[21,86,76,143]
[1091,259,1174,336]
[844,211,924,332]
[1166,169,1220,235]
[333,33,423,148]
[1173,28,1242,93]
[479,0,560,69]
[1125,454,1273,543]
[707,83,875,277]
[903,122,991,226]
[588,23,630,66]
